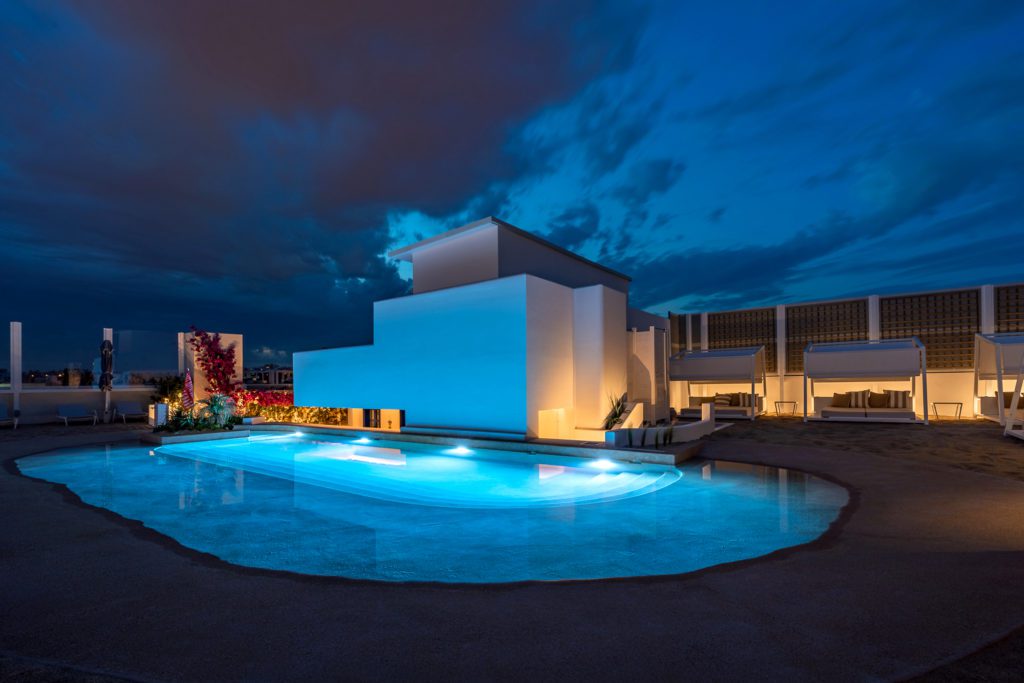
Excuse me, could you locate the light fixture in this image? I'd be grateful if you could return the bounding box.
[588,458,617,470]
[353,437,371,444]
[446,445,473,456]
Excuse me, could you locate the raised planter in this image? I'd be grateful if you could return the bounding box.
[141,429,250,446]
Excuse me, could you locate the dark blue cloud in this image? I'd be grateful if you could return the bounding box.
[2,0,1023,369]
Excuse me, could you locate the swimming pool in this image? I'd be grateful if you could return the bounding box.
[17,433,848,582]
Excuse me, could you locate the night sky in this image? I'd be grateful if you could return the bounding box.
[2,1,1023,368]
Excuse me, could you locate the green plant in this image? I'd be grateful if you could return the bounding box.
[602,394,627,430]
[199,393,235,428]
[151,375,184,404]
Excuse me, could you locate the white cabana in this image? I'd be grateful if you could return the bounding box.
[803,338,928,424]
[975,333,1024,425]
[669,346,767,420]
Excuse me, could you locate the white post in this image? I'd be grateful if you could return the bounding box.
[996,344,1005,425]
[920,342,929,425]
[10,322,22,414]
[776,305,786,403]
[177,332,186,374]
[700,312,708,351]
[980,285,995,335]
[868,295,880,341]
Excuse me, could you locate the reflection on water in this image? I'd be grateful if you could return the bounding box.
[17,437,846,583]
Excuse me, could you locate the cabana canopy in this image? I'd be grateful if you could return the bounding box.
[804,338,926,381]
[669,346,766,383]
[975,333,1024,381]
[975,333,1024,425]
[803,338,928,424]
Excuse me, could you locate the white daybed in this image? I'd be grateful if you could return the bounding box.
[974,333,1024,425]
[803,338,928,424]
[669,346,767,421]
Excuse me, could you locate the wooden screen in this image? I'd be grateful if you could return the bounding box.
[785,300,868,373]
[708,308,777,373]
[996,284,1024,333]
[880,290,978,369]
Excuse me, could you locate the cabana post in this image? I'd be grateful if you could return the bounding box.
[669,346,767,421]
[974,333,1024,425]
[802,337,928,424]
[1005,350,1024,442]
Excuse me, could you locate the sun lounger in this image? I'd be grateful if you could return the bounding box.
[57,405,98,426]
[0,404,17,430]
[114,402,147,423]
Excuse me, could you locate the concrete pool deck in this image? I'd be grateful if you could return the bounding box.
[2,426,1023,681]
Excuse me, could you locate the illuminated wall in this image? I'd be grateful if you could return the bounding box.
[294,274,634,439]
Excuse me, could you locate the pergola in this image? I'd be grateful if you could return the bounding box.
[974,333,1024,425]
[669,346,767,420]
[803,338,928,424]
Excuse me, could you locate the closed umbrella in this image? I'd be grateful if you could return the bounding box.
[100,339,113,422]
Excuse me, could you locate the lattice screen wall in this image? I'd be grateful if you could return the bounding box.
[996,284,1024,333]
[880,290,978,369]
[785,300,868,373]
[690,315,702,350]
[708,308,777,373]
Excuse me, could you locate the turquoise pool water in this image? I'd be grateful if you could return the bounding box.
[17,433,847,582]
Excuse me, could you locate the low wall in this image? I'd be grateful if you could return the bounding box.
[0,387,153,425]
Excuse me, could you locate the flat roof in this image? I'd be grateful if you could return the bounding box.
[387,216,631,282]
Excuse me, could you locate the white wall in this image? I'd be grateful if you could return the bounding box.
[573,286,627,430]
[525,277,575,438]
[295,275,530,435]
[411,223,500,294]
[182,332,243,400]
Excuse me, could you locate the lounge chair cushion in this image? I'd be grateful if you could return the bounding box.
[830,392,851,408]
[821,407,866,418]
[864,407,916,419]
[714,393,732,406]
[868,392,888,408]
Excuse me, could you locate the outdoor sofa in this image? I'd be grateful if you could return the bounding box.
[57,405,98,426]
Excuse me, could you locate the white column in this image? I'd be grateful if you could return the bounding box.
[775,305,786,402]
[700,312,708,351]
[868,295,880,340]
[10,322,22,413]
[177,332,186,374]
[980,285,995,334]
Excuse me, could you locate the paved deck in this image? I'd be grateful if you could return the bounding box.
[2,427,1023,681]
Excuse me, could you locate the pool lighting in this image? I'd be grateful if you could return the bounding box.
[353,437,372,444]
[447,445,473,456]
[293,431,304,437]
[589,458,617,471]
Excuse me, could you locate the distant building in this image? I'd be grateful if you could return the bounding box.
[246,364,293,387]
[295,217,669,439]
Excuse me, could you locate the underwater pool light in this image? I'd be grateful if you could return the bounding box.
[588,458,617,471]
[353,437,372,444]
[447,445,473,456]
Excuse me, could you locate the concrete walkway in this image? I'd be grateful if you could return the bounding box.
[2,429,1024,681]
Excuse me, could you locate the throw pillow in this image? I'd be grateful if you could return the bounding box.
[714,393,733,406]
[885,390,911,409]
[868,392,887,408]
[848,389,871,408]
[831,392,851,408]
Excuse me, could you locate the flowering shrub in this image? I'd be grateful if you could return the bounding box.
[231,388,347,425]
[188,327,239,394]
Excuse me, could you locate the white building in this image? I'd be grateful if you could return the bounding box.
[294,217,668,440]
